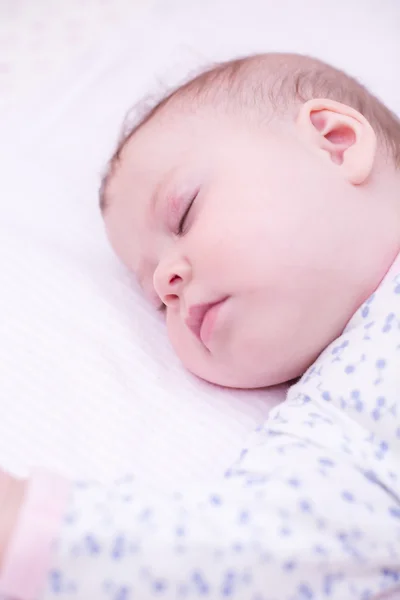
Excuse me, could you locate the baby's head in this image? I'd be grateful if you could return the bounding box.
[102,53,400,388]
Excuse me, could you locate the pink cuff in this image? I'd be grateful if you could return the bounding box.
[0,469,71,600]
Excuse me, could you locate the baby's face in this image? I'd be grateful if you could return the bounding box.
[105,105,394,388]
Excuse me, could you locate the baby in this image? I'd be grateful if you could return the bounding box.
[102,53,400,389]
[0,53,399,600]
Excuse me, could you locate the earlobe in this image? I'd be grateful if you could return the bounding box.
[297,98,377,185]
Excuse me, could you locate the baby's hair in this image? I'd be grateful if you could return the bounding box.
[100,52,400,212]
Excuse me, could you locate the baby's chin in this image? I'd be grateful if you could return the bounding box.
[189,364,291,389]
[185,347,309,389]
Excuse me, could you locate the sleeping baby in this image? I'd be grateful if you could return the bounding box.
[0,53,399,600]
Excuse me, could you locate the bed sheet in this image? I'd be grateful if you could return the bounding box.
[0,0,399,492]
[0,0,147,115]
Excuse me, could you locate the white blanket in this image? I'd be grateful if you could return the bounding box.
[0,0,398,492]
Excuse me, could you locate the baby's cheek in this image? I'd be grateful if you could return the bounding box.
[165,314,228,384]
[166,315,203,368]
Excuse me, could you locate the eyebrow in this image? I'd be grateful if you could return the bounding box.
[150,169,174,217]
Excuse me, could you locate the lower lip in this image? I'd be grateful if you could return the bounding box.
[200,299,227,346]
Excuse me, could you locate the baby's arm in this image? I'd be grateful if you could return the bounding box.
[0,424,399,600]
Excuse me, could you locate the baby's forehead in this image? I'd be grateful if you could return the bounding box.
[116,106,218,169]
[103,98,262,213]
[104,116,175,210]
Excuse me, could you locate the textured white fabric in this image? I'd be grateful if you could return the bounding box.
[0,0,146,114]
[0,0,398,491]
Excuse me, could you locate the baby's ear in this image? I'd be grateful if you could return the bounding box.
[296,98,377,184]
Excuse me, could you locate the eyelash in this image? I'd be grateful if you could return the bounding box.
[177,193,198,236]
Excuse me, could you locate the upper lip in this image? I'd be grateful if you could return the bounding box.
[185,299,226,342]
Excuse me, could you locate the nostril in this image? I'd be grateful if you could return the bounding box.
[164,293,179,305]
[169,274,181,286]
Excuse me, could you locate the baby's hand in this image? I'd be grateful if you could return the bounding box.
[0,470,27,571]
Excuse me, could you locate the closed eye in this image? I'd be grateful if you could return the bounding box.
[177,193,198,236]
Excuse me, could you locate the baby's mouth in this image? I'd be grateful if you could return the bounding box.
[185,298,228,346]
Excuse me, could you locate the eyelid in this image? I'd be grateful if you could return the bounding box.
[177,190,199,236]
[164,184,198,230]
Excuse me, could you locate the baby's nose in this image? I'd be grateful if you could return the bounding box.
[153,259,191,307]
[163,273,184,307]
